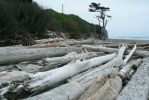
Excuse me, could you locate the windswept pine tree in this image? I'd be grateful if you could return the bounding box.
[89,2,111,40]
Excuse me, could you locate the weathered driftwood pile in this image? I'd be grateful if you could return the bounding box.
[0,38,149,100]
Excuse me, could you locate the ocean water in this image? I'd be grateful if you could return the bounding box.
[110,36,149,40]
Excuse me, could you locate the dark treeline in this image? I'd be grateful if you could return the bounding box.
[0,0,99,46]
[0,0,51,46]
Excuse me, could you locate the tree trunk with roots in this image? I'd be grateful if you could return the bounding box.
[100,27,108,40]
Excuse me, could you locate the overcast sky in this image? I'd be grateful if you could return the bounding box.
[34,0,149,38]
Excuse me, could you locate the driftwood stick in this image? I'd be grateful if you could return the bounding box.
[123,45,136,64]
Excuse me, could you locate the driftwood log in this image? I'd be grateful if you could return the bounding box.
[79,76,122,100]
[102,43,149,48]
[118,59,142,80]
[0,47,82,65]
[78,45,127,100]
[82,45,149,57]
[24,67,119,100]
[3,53,116,99]
[116,57,149,100]
[24,45,127,100]
[42,52,104,70]
[35,38,64,44]
[66,39,95,46]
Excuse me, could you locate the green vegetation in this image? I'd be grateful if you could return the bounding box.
[47,9,98,39]
[0,0,51,46]
[0,0,98,46]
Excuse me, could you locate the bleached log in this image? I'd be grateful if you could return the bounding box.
[78,74,112,100]
[35,38,64,44]
[102,43,149,48]
[116,57,149,100]
[123,45,136,64]
[80,76,122,100]
[30,42,62,48]
[43,52,104,70]
[70,44,127,82]
[6,53,116,98]
[78,45,126,100]
[66,39,94,45]
[0,47,82,65]
[82,45,118,53]
[118,59,142,80]
[24,67,119,100]
[23,45,127,100]
[82,45,149,57]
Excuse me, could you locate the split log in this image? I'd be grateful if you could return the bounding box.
[42,52,104,70]
[79,76,122,100]
[82,45,149,57]
[118,59,142,80]
[116,57,149,100]
[0,47,82,65]
[23,45,127,100]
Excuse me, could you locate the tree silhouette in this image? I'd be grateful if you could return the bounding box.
[89,2,111,40]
